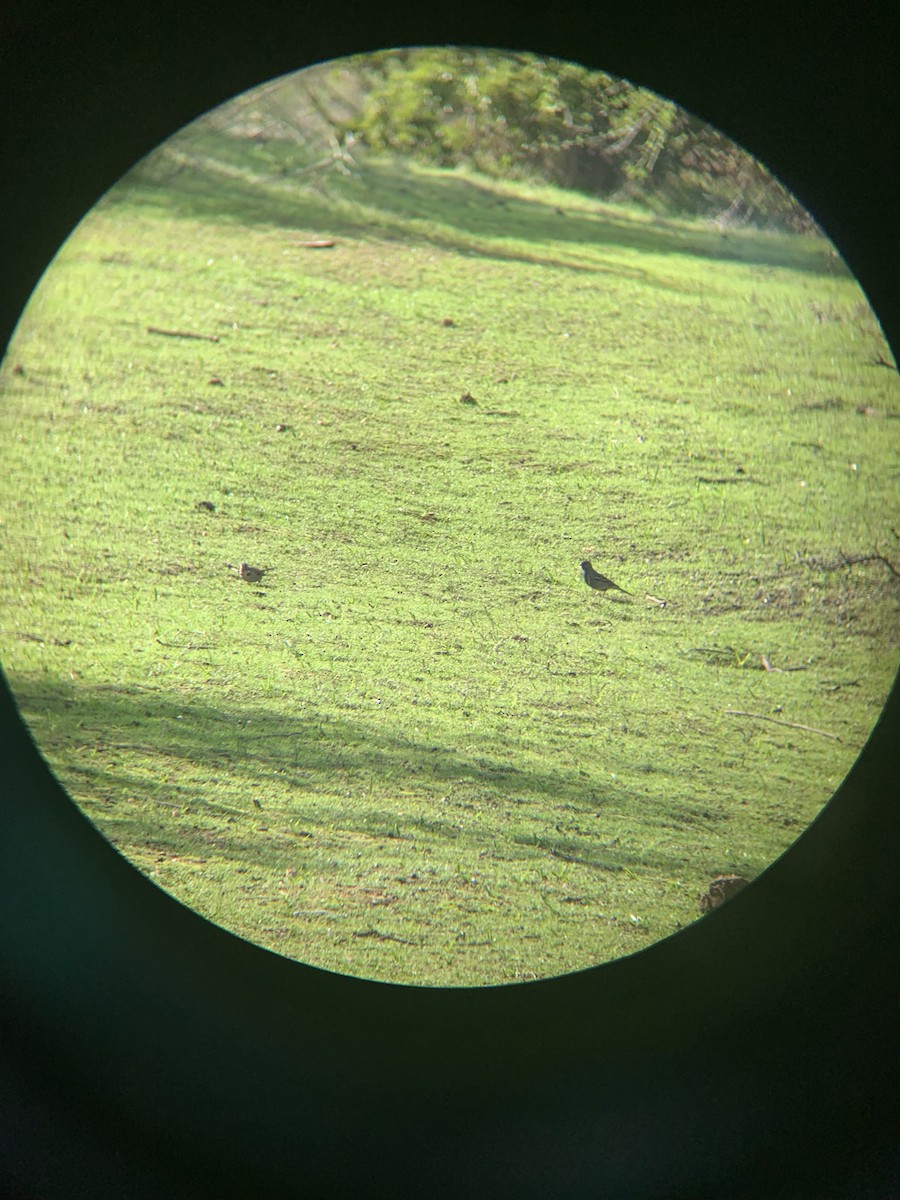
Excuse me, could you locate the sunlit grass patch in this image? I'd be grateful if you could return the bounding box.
[1,147,897,985]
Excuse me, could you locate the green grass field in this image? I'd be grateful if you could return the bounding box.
[1,133,898,985]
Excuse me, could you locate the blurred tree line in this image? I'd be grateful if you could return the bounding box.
[336,48,815,232]
[167,48,816,233]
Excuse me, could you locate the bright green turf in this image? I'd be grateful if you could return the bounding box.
[1,138,897,985]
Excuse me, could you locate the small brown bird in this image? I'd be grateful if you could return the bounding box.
[580,560,632,595]
[239,562,267,583]
[227,561,269,583]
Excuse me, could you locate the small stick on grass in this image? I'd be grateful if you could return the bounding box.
[352,928,419,945]
[15,631,72,646]
[724,708,841,740]
[147,325,220,343]
[155,638,214,650]
[761,655,808,672]
[838,548,900,578]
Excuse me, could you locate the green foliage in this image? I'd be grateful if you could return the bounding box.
[1,144,897,986]
[347,49,815,230]
[353,49,615,176]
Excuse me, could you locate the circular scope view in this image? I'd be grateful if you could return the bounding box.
[1,49,897,986]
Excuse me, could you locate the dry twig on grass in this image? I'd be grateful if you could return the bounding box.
[801,548,899,578]
[147,325,220,343]
[14,631,72,646]
[839,548,900,578]
[352,928,419,946]
[760,655,808,673]
[724,708,840,740]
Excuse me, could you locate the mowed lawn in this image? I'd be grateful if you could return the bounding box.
[1,139,898,985]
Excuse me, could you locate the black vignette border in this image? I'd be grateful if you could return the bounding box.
[1,5,899,1198]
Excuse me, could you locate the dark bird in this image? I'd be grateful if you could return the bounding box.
[580,560,632,595]
[239,562,267,583]
[226,561,269,583]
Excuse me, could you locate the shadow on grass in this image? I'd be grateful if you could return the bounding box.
[9,671,657,868]
[110,140,840,279]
